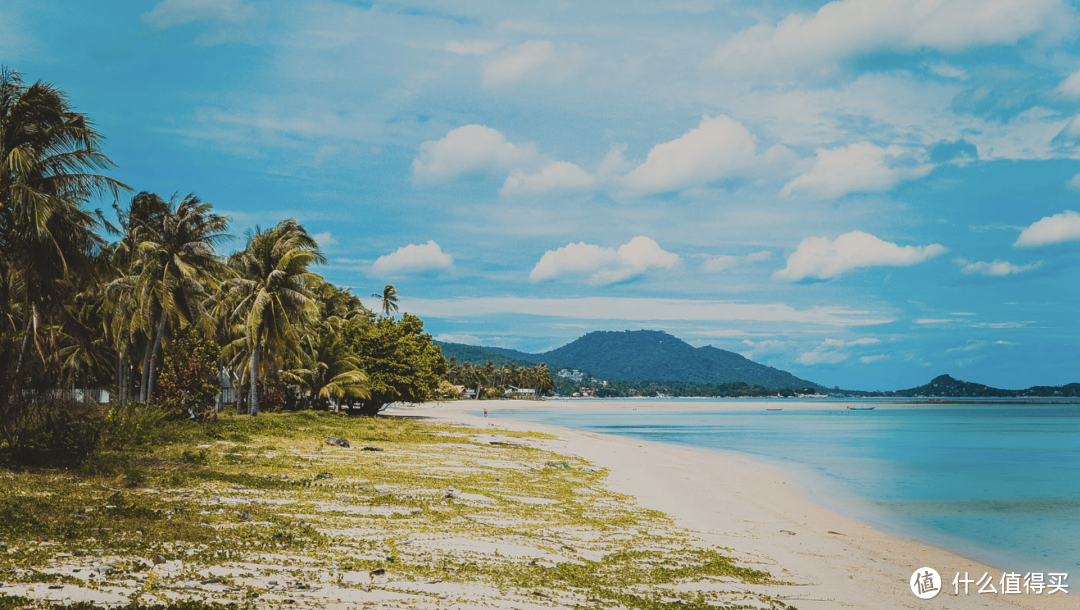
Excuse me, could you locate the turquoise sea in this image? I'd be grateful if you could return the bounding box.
[488,400,1080,574]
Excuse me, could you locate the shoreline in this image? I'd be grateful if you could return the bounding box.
[395,399,1076,609]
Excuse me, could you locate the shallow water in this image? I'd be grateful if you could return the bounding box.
[488,400,1080,574]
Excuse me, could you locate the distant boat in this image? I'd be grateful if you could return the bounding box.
[766,408,783,411]
[847,406,876,411]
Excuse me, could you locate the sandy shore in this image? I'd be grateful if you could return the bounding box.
[398,399,1077,610]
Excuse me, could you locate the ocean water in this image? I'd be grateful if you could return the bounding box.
[488,400,1080,574]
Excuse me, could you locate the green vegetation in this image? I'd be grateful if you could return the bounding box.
[886,374,1080,398]
[0,66,448,465]
[0,412,793,609]
[440,330,825,391]
[443,357,555,398]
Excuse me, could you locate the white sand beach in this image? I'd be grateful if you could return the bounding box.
[399,399,1077,610]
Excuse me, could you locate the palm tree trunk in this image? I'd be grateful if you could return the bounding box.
[140,332,153,402]
[248,343,260,416]
[116,347,125,404]
[13,314,34,377]
[145,313,168,402]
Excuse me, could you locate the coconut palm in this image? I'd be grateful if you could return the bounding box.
[220,220,325,415]
[372,284,399,317]
[132,193,230,400]
[0,67,127,381]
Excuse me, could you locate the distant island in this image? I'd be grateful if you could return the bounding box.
[437,330,1080,399]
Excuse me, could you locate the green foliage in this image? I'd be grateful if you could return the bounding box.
[349,313,446,415]
[101,400,169,450]
[154,327,221,420]
[0,392,102,467]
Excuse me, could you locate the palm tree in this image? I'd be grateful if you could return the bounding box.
[282,319,369,411]
[372,284,399,317]
[220,220,325,415]
[0,67,127,382]
[132,193,230,401]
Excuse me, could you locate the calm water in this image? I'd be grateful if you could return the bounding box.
[489,400,1080,573]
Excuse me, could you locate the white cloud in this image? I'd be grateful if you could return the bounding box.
[620,115,794,195]
[915,318,958,324]
[781,142,933,199]
[700,250,772,273]
[860,354,889,364]
[1067,173,1080,191]
[797,337,880,365]
[482,40,555,85]
[143,0,254,29]
[446,40,499,55]
[434,333,483,345]
[1058,68,1080,98]
[371,241,454,276]
[501,161,594,197]
[711,0,1070,75]
[405,297,893,326]
[412,125,537,183]
[956,258,1041,276]
[1014,210,1080,247]
[776,230,947,281]
[529,236,679,285]
[946,341,984,353]
[312,232,338,247]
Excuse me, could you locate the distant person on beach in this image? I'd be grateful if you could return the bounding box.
[484,408,488,417]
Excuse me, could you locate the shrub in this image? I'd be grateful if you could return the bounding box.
[0,391,102,467]
[154,327,221,421]
[101,400,169,451]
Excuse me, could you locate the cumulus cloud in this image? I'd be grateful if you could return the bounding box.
[371,241,454,276]
[143,0,254,29]
[797,337,880,365]
[1014,210,1080,247]
[312,232,338,247]
[501,161,594,197]
[700,250,772,273]
[781,142,933,199]
[529,236,679,285]
[1058,67,1080,98]
[482,40,556,85]
[412,125,537,184]
[956,258,1041,276]
[711,0,1069,75]
[620,115,794,195]
[775,230,947,281]
[860,354,889,364]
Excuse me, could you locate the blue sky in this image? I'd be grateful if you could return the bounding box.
[7,0,1080,390]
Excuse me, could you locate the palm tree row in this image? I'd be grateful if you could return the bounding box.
[1,67,445,416]
[444,357,556,396]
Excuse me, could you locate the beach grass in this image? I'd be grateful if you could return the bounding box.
[0,411,793,610]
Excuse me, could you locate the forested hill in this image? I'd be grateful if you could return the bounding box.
[892,374,1080,398]
[437,330,826,391]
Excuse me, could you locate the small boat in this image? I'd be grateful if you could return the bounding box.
[847,406,876,411]
[766,408,783,411]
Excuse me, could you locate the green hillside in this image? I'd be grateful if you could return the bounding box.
[436,342,540,368]
[892,374,1080,398]
[438,330,825,391]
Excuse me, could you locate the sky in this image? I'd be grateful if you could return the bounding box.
[6,0,1080,391]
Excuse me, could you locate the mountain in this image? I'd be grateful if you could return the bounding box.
[893,374,1080,398]
[438,330,825,391]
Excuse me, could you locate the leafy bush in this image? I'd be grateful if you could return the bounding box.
[0,391,102,467]
[101,400,169,451]
[154,327,221,421]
